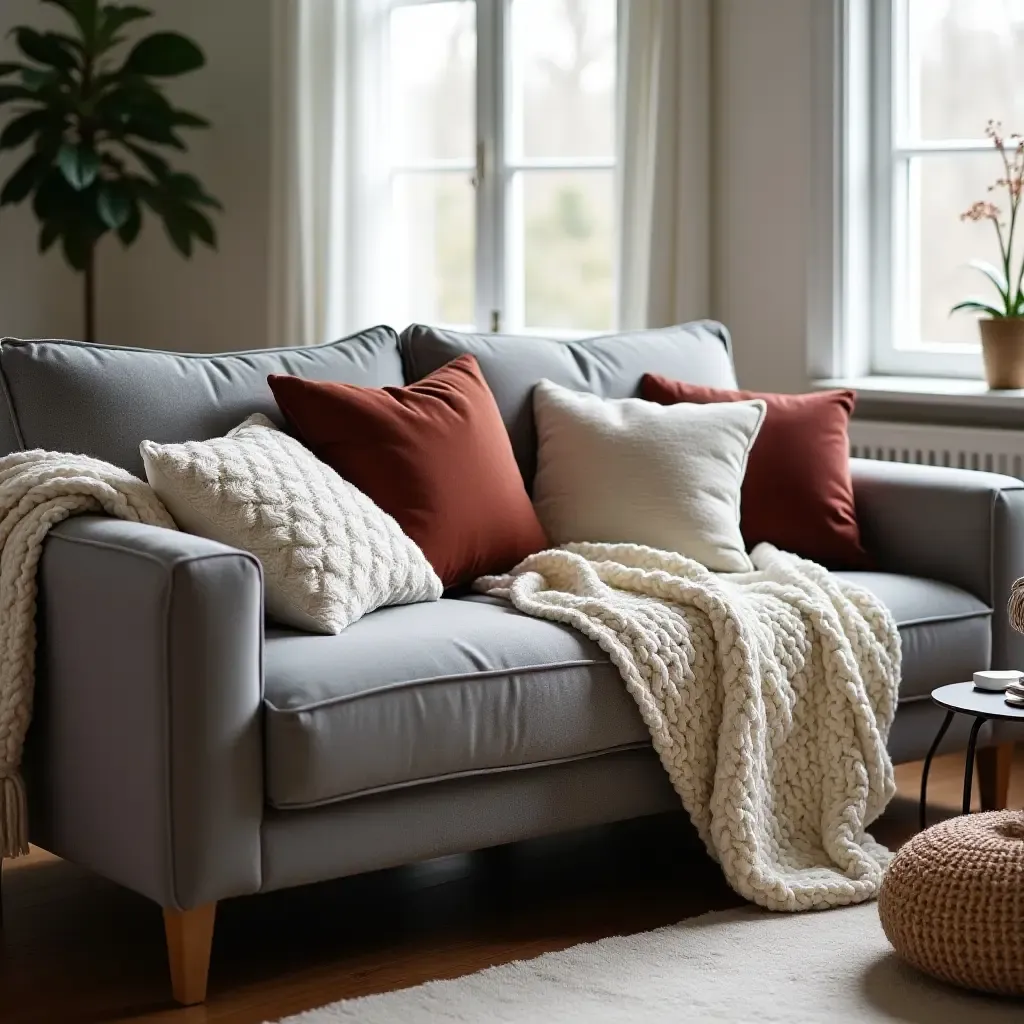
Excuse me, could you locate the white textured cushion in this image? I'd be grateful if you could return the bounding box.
[140,414,442,634]
[531,380,766,573]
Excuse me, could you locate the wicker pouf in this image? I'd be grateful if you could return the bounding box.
[879,811,1024,995]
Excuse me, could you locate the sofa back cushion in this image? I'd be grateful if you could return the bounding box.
[399,320,736,486]
[0,327,404,476]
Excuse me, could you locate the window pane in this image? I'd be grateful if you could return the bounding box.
[906,0,1024,140]
[514,170,614,332]
[509,0,616,160]
[910,154,1005,346]
[393,173,475,327]
[389,2,475,162]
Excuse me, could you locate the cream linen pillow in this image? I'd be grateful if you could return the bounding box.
[140,414,442,634]
[531,381,766,573]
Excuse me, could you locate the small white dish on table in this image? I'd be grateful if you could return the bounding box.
[973,669,1022,692]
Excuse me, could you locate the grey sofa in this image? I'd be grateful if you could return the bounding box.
[2,320,1021,1005]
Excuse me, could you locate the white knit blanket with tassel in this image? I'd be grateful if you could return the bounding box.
[476,541,902,911]
[0,449,176,858]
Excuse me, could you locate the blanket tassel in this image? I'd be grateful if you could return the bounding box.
[0,768,28,859]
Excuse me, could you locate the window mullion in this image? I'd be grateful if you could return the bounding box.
[870,0,896,375]
[475,0,506,333]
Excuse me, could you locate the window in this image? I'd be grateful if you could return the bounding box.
[870,0,1024,376]
[377,0,618,336]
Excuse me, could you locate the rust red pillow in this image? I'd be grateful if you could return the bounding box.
[641,375,868,568]
[269,355,548,589]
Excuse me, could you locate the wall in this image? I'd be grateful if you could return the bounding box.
[712,0,815,394]
[0,0,80,342]
[0,0,272,351]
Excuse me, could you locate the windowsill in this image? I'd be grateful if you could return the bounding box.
[813,375,1024,411]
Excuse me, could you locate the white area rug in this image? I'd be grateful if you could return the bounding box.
[273,903,1021,1023]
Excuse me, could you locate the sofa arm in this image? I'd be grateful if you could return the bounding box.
[25,516,265,910]
[851,457,1024,672]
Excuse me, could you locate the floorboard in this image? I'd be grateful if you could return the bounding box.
[2,748,1021,1023]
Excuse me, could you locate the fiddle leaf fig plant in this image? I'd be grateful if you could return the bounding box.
[0,0,221,340]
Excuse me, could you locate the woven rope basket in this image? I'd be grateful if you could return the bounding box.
[1008,576,1024,635]
[879,812,1024,995]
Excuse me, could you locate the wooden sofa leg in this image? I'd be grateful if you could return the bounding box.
[163,903,217,1006]
[977,743,1015,811]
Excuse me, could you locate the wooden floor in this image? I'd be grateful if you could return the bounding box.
[2,749,1023,1024]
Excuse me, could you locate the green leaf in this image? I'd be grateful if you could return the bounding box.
[98,78,172,115]
[0,83,34,105]
[950,299,1005,318]
[0,151,46,205]
[32,120,67,161]
[61,228,95,272]
[20,68,59,92]
[165,172,204,200]
[122,32,205,77]
[120,118,184,148]
[168,109,209,129]
[0,109,54,149]
[96,182,130,229]
[41,0,99,44]
[99,5,153,45]
[162,209,192,256]
[57,141,100,190]
[181,203,215,247]
[38,220,60,253]
[123,141,168,179]
[968,259,1011,306]
[32,168,78,220]
[13,28,77,71]
[172,175,221,208]
[117,197,141,244]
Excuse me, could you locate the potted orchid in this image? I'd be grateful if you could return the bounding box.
[953,121,1024,389]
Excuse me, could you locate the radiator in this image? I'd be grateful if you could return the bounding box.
[849,420,1024,479]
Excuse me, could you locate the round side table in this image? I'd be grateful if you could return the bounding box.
[919,681,1024,829]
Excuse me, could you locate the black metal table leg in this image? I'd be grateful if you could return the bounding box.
[963,716,988,815]
[920,709,955,830]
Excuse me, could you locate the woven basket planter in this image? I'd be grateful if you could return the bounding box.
[879,812,1024,995]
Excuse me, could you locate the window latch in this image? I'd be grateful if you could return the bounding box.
[471,140,486,189]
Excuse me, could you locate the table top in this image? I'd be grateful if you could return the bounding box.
[931,681,1024,721]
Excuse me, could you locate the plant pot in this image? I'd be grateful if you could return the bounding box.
[980,318,1024,389]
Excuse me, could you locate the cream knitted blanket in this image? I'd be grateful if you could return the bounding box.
[476,541,902,911]
[0,449,176,858]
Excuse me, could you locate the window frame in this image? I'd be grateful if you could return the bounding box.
[868,0,997,378]
[387,0,619,337]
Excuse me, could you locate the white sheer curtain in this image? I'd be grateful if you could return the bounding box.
[268,1,342,348]
[269,0,394,348]
[616,0,711,330]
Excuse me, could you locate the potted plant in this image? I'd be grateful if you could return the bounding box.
[953,121,1024,389]
[0,0,220,342]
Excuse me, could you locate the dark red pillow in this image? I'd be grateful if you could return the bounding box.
[269,355,548,588]
[641,375,868,567]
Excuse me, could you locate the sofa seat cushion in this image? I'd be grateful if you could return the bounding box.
[835,571,991,701]
[263,596,648,809]
[264,572,991,810]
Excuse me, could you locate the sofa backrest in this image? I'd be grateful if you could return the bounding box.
[400,320,737,486]
[0,326,405,476]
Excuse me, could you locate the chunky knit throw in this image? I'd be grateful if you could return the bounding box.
[476,541,902,911]
[0,449,176,859]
